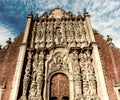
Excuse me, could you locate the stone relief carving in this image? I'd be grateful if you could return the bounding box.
[35,22,45,49]
[55,27,64,45]
[48,53,69,73]
[32,17,88,49]
[28,81,37,100]
[68,48,100,99]
[23,51,44,100]
[18,8,101,100]
[20,51,32,100]
[70,50,83,99]
[79,50,99,99]
[46,21,54,47]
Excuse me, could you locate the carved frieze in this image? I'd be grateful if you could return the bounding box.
[48,53,69,73]
[31,16,88,49]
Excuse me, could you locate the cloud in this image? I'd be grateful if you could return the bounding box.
[0,0,120,48]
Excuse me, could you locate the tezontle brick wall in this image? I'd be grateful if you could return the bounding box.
[0,33,24,100]
[0,32,120,100]
[95,33,120,100]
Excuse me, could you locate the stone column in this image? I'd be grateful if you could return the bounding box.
[84,10,109,100]
[9,12,33,100]
[36,51,44,100]
[84,10,95,42]
[91,43,110,100]
[71,50,83,99]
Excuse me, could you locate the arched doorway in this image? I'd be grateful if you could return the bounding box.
[50,73,69,100]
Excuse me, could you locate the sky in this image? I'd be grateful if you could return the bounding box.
[0,0,120,48]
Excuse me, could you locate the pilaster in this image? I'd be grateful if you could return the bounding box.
[9,12,33,100]
[90,42,109,100]
[84,10,95,43]
[84,10,109,100]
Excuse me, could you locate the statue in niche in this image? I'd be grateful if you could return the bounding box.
[78,20,85,34]
[72,50,78,61]
[36,75,44,100]
[87,63,94,75]
[28,81,37,100]
[55,28,64,45]
[32,53,39,81]
[83,81,90,96]
[70,50,80,73]
[56,55,63,69]
[35,30,41,49]
[39,29,44,47]
[63,56,69,71]
[79,52,87,69]
[49,61,56,72]
[74,79,82,95]
[89,80,97,96]
[46,31,53,47]
[68,22,75,47]
[36,51,44,100]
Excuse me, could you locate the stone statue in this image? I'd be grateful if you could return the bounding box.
[55,28,64,45]
[28,81,37,100]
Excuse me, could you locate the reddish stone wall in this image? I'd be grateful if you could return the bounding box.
[0,50,7,85]
[0,31,120,100]
[0,33,24,100]
[94,33,120,100]
[111,46,120,80]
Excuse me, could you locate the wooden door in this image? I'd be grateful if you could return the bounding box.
[50,73,69,100]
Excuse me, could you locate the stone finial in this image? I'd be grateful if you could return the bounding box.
[77,12,82,18]
[84,8,90,17]
[56,6,60,9]
[84,8,87,13]
[3,38,12,49]
[6,38,11,45]
[35,13,38,19]
[28,11,33,18]
[29,11,33,15]
[78,12,81,15]
[107,35,113,46]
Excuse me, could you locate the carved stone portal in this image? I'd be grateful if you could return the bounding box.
[18,8,100,100]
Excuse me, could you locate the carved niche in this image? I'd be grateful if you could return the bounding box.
[30,8,89,50]
[19,50,45,100]
[70,50,83,99]
[79,49,100,100]
[48,52,69,74]
[69,48,100,100]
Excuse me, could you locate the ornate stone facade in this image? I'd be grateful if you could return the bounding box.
[8,8,110,100]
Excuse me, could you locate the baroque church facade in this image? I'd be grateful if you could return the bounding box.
[0,8,120,100]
